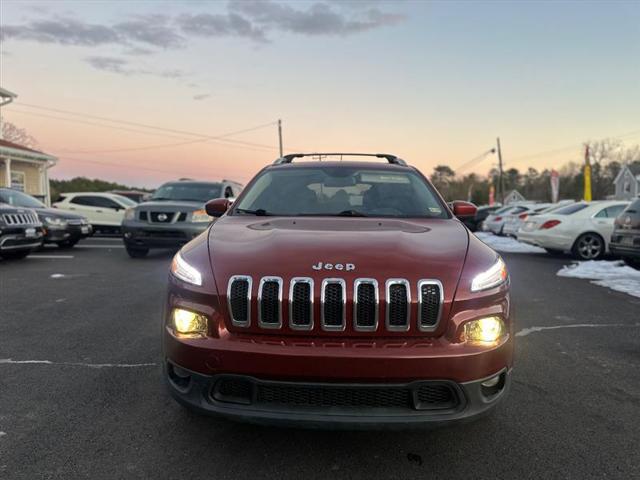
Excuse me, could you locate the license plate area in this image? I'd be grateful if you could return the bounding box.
[25,227,36,238]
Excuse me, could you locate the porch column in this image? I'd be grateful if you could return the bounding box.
[44,164,52,206]
[4,157,10,188]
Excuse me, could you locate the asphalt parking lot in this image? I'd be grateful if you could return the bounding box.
[1,237,639,479]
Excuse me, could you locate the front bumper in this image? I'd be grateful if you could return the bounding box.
[164,325,514,428]
[0,228,44,251]
[43,224,92,243]
[165,361,511,428]
[122,220,208,249]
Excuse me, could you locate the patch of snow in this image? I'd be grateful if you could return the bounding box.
[557,260,640,298]
[516,323,639,337]
[0,358,156,368]
[474,232,546,254]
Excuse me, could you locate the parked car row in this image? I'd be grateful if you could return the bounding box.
[0,188,93,257]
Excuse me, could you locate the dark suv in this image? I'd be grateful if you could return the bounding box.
[0,188,92,249]
[0,203,44,260]
[610,197,640,268]
[122,179,242,258]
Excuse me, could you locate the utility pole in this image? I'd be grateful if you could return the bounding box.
[278,119,283,158]
[496,137,505,204]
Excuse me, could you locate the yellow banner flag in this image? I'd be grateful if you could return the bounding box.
[583,146,592,201]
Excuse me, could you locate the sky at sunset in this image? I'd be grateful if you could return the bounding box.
[1,0,639,188]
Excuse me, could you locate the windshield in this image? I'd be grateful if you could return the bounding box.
[150,183,222,203]
[553,203,589,215]
[232,167,448,218]
[111,194,137,207]
[0,188,45,208]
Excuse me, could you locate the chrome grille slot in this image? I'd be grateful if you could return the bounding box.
[2,213,39,225]
[386,279,410,331]
[354,279,378,331]
[418,280,443,331]
[289,278,314,330]
[258,277,283,328]
[227,275,252,327]
[321,279,346,331]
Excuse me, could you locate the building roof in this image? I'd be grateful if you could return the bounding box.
[0,138,57,162]
[614,163,640,184]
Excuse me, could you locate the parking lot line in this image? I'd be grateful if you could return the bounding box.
[29,255,75,259]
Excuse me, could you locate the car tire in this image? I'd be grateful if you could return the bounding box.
[0,250,32,260]
[572,233,605,261]
[57,240,78,249]
[126,246,149,258]
[623,257,640,270]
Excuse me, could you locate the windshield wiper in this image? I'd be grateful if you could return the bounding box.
[337,209,368,217]
[235,208,270,216]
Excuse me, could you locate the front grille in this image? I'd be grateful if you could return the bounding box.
[418,280,442,331]
[258,383,412,409]
[2,213,39,226]
[258,277,282,328]
[228,276,252,327]
[139,211,148,221]
[211,376,461,412]
[322,279,345,331]
[150,211,175,223]
[289,278,313,329]
[386,280,410,330]
[226,276,443,333]
[354,279,378,330]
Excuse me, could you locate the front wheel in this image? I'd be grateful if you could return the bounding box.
[572,233,605,260]
[126,246,149,258]
[0,250,31,260]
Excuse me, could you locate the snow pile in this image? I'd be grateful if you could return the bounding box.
[557,260,640,298]
[474,232,546,254]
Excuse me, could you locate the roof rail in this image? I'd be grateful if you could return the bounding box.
[273,152,407,166]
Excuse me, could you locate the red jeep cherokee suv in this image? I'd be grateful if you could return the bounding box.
[163,153,513,428]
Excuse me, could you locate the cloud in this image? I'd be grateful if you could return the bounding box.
[85,56,187,79]
[177,12,266,42]
[113,15,186,49]
[193,93,211,101]
[2,2,404,49]
[1,18,119,46]
[229,0,404,36]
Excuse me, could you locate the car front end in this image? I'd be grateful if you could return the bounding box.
[610,200,640,266]
[38,210,92,247]
[0,207,44,259]
[161,159,514,428]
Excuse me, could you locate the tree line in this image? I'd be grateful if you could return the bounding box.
[430,139,640,204]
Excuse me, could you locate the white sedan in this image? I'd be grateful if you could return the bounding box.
[53,192,137,231]
[517,200,630,260]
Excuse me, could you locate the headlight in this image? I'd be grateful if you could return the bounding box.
[191,209,213,223]
[171,308,207,337]
[463,316,505,344]
[471,257,508,292]
[44,216,68,227]
[170,251,202,286]
[124,208,136,220]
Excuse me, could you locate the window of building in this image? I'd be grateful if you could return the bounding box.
[10,171,25,192]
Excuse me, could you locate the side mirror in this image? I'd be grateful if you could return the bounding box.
[451,200,477,219]
[205,198,231,218]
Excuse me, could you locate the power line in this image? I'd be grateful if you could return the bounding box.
[7,108,279,153]
[17,102,278,146]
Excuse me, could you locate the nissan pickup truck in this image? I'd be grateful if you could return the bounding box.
[162,153,513,428]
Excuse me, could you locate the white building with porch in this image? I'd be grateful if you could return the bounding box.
[0,139,57,206]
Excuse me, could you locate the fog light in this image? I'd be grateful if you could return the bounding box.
[463,316,505,344]
[481,375,501,388]
[172,308,207,337]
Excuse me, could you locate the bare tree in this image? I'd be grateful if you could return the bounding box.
[1,121,40,149]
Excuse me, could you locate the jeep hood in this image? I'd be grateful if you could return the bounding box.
[208,216,469,333]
